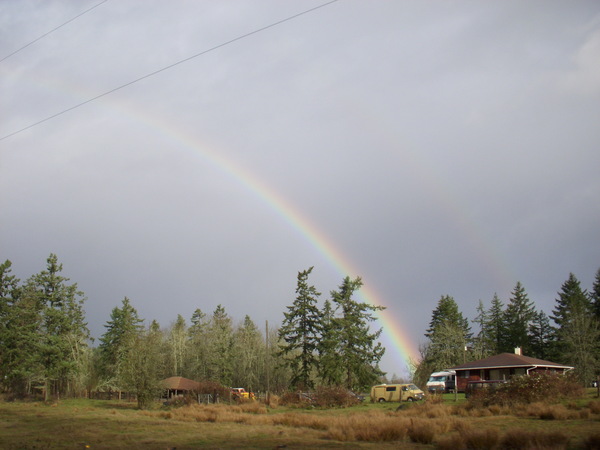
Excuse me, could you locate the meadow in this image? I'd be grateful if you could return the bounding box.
[0,391,599,449]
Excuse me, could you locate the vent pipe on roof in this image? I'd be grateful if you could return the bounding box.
[514,347,522,355]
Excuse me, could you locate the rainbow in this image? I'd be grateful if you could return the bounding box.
[2,65,517,375]
[0,64,421,368]
[135,114,422,369]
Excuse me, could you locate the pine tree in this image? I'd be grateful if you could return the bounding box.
[166,314,188,377]
[317,299,342,386]
[0,260,40,395]
[551,273,597,385]
[591,268,600,320]
[187,308,209,380]
[486,293,505,355]
[232,315,263,391]
[418,295,471,374]
[528,310,553,360]
[502,282,535,354]
[0,260,21,391]
[26,254,90,400]
[120,323,165,409]
[278,267,322,389]
[325,276,385,391]
[471,299,492,359]
[425,295,470,340]
[98,297,144,391]
[205,304,233,385]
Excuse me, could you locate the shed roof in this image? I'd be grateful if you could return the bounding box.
[161,376,201,391]
[450,353,573,371]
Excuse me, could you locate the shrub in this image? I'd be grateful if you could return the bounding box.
[463,428,499,449]
[312,386,361,408]
[436,433,466,450]
[588,400,600,414]
[469,372,584,407]
[408,419,435,444]
[278,391,314,407]
[582,433,600,450]
[500,428,569,449]
[326,415,410,442]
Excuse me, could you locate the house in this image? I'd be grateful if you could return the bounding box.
[161,376,201,399]
[450,348,574,392]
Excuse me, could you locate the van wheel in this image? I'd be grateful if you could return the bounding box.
[378,398,385,403]
[407,397,414,402]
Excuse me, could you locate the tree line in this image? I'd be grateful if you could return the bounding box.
[0,256,386,407]
[413,271,600,388]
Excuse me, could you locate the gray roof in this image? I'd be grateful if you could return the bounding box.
[450,353,574,371]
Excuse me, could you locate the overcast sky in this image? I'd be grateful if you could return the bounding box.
[1,0,599,377]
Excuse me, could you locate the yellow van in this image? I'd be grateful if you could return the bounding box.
[370,384,424,403]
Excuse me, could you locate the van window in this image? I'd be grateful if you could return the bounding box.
[385,386,396,392]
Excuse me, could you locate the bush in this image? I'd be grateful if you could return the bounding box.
[463,428,499,449]
[408,419,435,444]
[468,372,584,406]
[278,391,314,407]
[582,433,600,450]
[500,428,569,449]
[313,386,361,408]
[588,399,600,414]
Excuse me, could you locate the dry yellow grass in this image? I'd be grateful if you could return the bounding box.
[1,394,600,448]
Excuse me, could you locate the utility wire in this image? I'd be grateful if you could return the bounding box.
[0,0,339,142]
[0,0,109,63]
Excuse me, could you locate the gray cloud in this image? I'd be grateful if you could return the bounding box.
[1,0,599,376]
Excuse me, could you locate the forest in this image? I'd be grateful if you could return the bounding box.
[413,271,600,389]
[0,257,385,407]
[1,254,598,409]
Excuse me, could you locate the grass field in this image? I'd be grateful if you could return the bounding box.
[0,391,598,449]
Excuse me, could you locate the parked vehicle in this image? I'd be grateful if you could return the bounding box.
[426,370,456,393]
[370,384,424,403]
[231,387,254,400]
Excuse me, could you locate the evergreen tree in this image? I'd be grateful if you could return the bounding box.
[0,260,21,391]
[471,299,492,359]
[166,314,188,377]
[278,267,322,389]
[205,304,233,385]
[187,308,209,380]
[0,260,41,395]
[418,295,471,375]
[232,315,263,391]
[591,268,600,320]
[325,276,385,391]
[551,273,590,330]
[425,295,470,340]
[98,297,144,391]
[486,293,505,355]
[26,254,90,400]
[120,323,165,409]
[528,310,553,360]
[317,299,342,386]
[502,282,535,354]
[551,273,597,385]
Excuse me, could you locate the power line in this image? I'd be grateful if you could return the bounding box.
[0,0,339,142]
[0,0,109,64]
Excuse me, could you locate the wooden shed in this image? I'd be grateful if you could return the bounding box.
[161,376,201,399]
[450,349,573,392]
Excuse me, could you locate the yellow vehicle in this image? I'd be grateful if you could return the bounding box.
[231,387,254,401]
[370,383,424,403]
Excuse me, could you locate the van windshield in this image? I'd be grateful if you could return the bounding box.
[428,376,446,382]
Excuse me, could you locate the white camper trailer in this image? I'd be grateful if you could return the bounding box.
[426,370,456,393]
